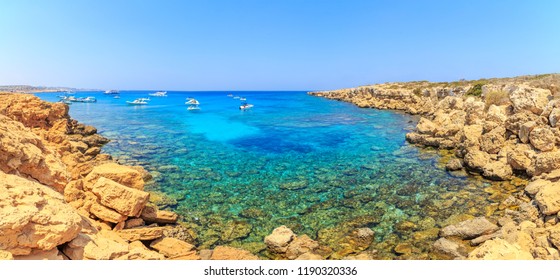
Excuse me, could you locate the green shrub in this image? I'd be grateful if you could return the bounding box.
[466,81,487,97]
[484,90,510,108]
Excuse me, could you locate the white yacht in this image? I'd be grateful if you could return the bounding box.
[104,90,119,94]
[239,102,254,110]
[148,91,167,97]
[126,98,149,105]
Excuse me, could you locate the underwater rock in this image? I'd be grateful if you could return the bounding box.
[279,180,308,190]
[220,221,252,242]
[440,217,499,239]
[445,158,463,171]
[432,238,467,259]
[393,243,413,255]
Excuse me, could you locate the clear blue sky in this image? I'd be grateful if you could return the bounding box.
[1,0,559,90]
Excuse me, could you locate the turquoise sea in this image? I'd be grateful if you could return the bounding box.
[37,91,509,259]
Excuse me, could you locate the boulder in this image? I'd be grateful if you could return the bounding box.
[417,118,438,135]
[480,127,506,154]
[482,160,513,181]
[468,238,533,260]
[445,158,463,171]
[63,232,129,260]
[440,217,499,239]
[432,238,467,259]
[140,204,178,224]
[530,151,560,176]
[210,246,259,260]
[84,162,145,190]
[535,180,560,215]
[117,226,165,241]
[464,149,491,172]
[549,108,560,127]
[519,121,537,144]
[507,144,534,171]
[285,235,320,260]
[529,126,556,152]
[295,252,324,260]
[91,177,150,217]
[264,226,295,254]
[90,201,127,223]
[14,248,66,260]
[0,172,81,256]
[508,85,551,115]
[525,179,551,196]
[461,125,483,148]
[149,237,195,258]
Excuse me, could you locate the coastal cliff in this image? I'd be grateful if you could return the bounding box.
[309,74,560,259]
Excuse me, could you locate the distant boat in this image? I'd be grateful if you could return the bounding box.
[126,98,149,105]
[78,97,97,103]
[239,102,254,110]
[148,91,167,97]
[187,105,201,111]
[233,96,240,99]
[114,95,121,99]
[240,97,246,101]
[104,90,120,94]
[185,98,200,105]
[227,94,233,97]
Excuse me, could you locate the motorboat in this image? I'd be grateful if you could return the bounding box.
[104,90,119,94]
[239,102,254,110]
[185,98,200,105]
[126,98,149,105]
[227,94,233,97]
[233,96,240,99]
[187,105,201,111]
[149,91,167,97]
[114,95,121,99]
[78,97,97,103]
[240,97,246,101]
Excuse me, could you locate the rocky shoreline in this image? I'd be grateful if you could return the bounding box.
[3,73,560,260]
[0,93,376,260]
[310,74,560,259]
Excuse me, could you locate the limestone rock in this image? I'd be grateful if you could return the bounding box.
[210,246,259,260]
[519,121,537,144]
[529,126,556,152]
[507,144,534,171]
[84,162,145,190]
[433,238,467,259]
[149,237,195,258]
[295,252,324,260]
[417,118,437,135]
[535,180,560,215]
[464,149,491,172]
[140,204,178,224]
[91,177,150,217]
[90,201,127,224]
[63,232,129,260]
[531,151,560,176]
[508,85,551,115]
[0,115,68,192]
[285,234,320,260]
[445,158,463,171]
[0,250,14,260]
[480,127,505,154]
[264,225,295,254]
[117,226,165,241]
[14,248,66,260]
[482,160,513,181]
[124,218,145,229]
[461,125,483,147]
[549,108,560,127]
[0,172,81,256]
[468,238,533,260]
[525,179,550,196]
[440,217,499,239]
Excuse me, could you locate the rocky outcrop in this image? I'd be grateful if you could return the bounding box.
[0,171,81,255]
